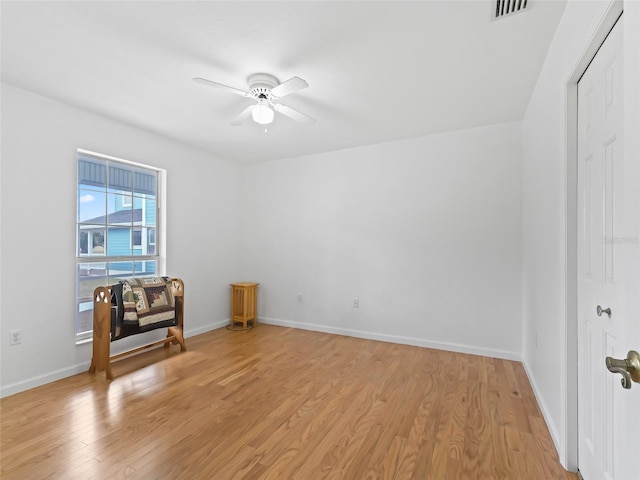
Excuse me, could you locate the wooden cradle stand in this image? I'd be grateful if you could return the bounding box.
[88,277,186,380]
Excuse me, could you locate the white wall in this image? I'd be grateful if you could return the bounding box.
[240,122,523,359]
[521,0,639,470]
[0,83,241,396]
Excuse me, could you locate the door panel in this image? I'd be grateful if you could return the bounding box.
[578,14,640,480]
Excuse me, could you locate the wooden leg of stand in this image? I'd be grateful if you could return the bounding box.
[171,279,186,351]
[168,326,187,352]
[90,287,113,379]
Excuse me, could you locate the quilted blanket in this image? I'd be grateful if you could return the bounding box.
[121,277,175,327]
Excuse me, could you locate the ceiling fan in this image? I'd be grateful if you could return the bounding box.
[193,73,316,126]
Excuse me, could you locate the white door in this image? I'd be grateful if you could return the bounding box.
[577,15,640,480]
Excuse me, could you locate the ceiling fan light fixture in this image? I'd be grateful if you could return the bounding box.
[252,103,274,125]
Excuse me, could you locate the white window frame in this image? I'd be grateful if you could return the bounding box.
[75,148,166,343]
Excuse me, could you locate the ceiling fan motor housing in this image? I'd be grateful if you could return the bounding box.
[248,73,278,99]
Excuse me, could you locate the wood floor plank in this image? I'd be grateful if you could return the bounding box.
[425,351,463,478]
[0,325,577,479]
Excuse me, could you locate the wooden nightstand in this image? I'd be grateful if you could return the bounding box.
[230,283,258,329]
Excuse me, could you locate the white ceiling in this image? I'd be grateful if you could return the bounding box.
[1,1,566,164]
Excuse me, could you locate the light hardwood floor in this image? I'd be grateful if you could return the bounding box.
[1,325,577,479]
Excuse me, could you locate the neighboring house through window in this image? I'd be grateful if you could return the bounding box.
[76,150,164,342]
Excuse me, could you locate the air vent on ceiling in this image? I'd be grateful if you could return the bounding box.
[493,0,529,20]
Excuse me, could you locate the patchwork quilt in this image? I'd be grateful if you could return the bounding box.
[121,277,176,327]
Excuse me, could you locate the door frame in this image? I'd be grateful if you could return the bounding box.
[564,0,623,472]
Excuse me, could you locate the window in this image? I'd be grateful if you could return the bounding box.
[148,228,156,255]
[75,150,163,342]
[132,228,142,248]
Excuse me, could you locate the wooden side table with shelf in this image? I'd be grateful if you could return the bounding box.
[230,283,258,329]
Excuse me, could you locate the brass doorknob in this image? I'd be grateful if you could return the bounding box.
[597,305,612,317]
[606,350,640,389]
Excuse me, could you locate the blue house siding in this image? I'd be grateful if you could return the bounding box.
[107,260,156,278]
[107,227,131,256]
[109,261,134,278]
[145,198,156,226]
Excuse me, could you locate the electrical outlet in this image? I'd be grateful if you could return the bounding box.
[352,298,359,308]
[297,293,303,303]
[10,329,22,345]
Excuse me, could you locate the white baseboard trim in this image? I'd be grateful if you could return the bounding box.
[0,320,229,399]
[0,362,91,399]
[522,359,563,466]
[185,319,229,337]
[259,316,522,362]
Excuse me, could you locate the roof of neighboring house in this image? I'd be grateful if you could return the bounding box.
[82,208,142,225]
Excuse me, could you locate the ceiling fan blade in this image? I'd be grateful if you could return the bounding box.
[273,104,316,124]
[230,105,256,126]
[193,77,250,97]
[270,76,309,98]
